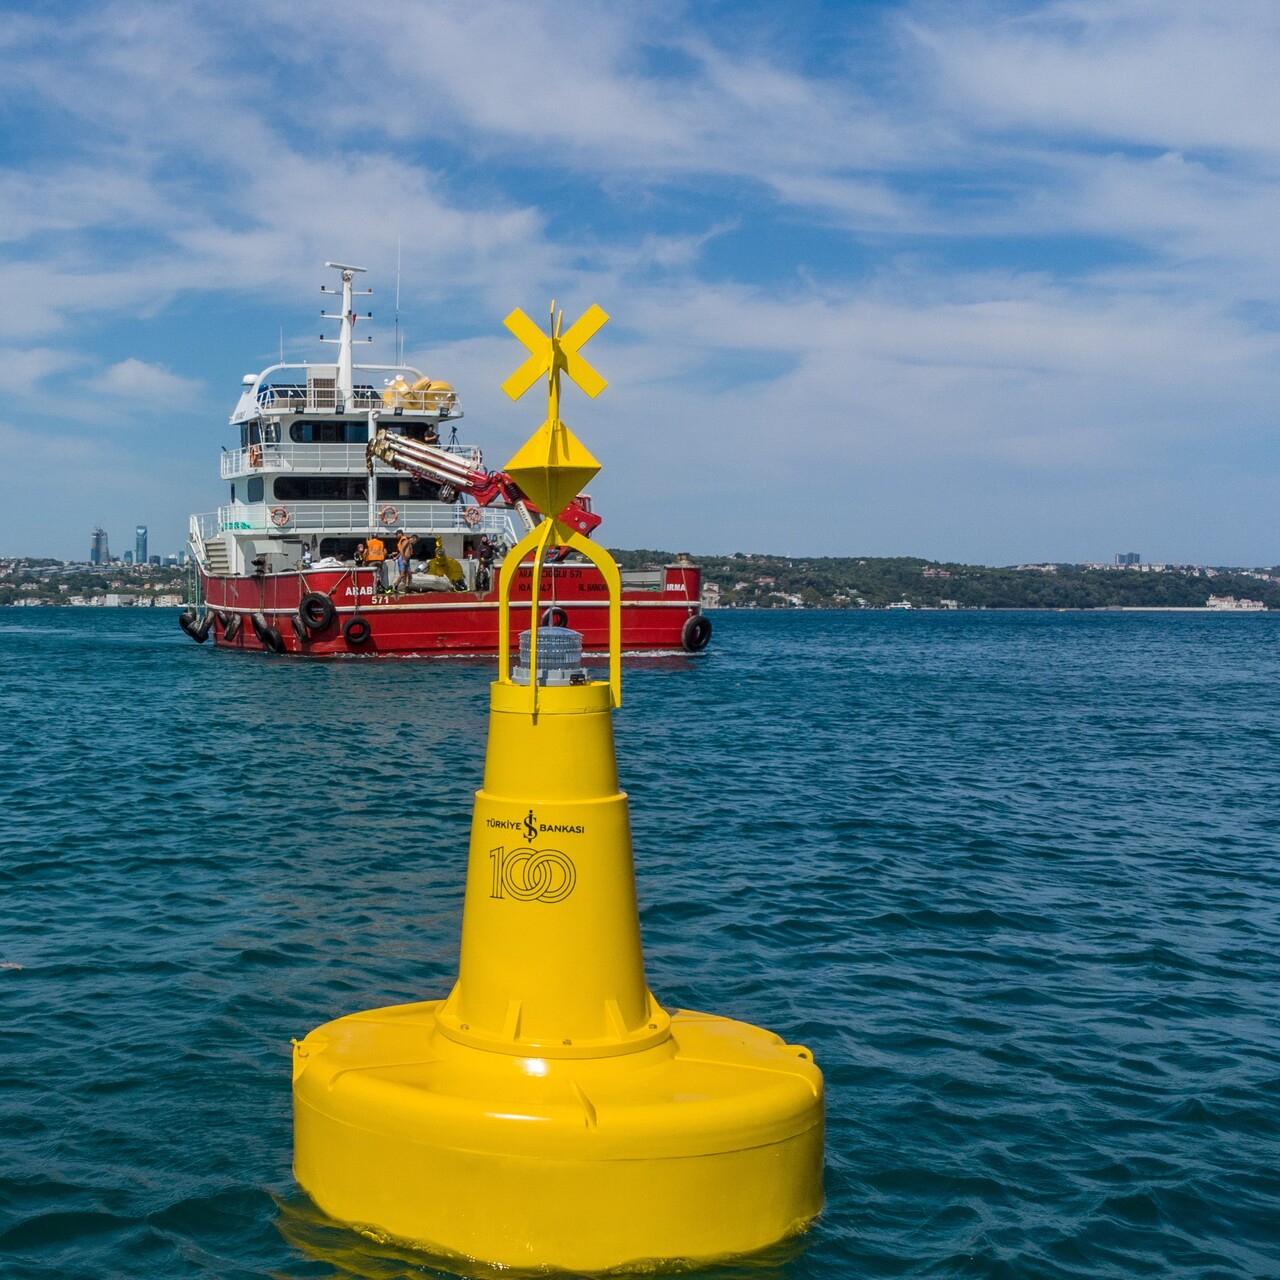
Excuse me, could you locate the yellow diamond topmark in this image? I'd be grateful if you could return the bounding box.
[504,418,600,519]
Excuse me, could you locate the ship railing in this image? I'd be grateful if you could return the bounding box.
[221,440,483,479]
[255,386,383,413]
[187,512,213,572]
[216,501,520,541]
[254,385,455,415]
[191,511,220,543]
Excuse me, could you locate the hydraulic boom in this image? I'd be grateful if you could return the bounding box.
[366,430,601,535]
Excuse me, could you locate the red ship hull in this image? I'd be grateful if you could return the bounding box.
[198,561,706,655]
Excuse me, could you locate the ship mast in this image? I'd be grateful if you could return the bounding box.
[320,262,372,403]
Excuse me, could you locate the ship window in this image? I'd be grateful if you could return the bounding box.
[319,537,366,560]
[377,476,445,502]
[249,422,262,445]
[246,477,264,503]
[286,421,369,444]
[229,484,236,503]
[274,476,369,501]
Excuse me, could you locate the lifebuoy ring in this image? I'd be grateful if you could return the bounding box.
[463,506,483,527]
[223,612,242,642]
[343,615,372,646]
[298,591,336,632]
[270,506,290,528]
[379,504,398,525]
[251,611,286,653]
[680,614,712,653]
[541,606,569,629]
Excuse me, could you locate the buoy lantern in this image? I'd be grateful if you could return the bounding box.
[292,303,824,1271]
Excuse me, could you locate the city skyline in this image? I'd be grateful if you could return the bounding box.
[0,1,1277,566]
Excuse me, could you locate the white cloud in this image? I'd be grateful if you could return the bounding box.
[101,358,201,402]
[0,348,80,397]
[912,0,1280,156]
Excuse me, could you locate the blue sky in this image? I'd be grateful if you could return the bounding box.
[2,0,1277,565]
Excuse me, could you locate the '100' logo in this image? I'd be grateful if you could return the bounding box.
[489,846,577,903]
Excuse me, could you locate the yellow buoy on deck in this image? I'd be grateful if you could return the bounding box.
[292,303,824,1272]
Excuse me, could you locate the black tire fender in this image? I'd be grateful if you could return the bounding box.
[298,591,335,632]
[179,607,200,640]
[681,614,712,652]
[343,615,372,646]
[290,613,308,644]
[251,611,285,654]
[222,612,242,642]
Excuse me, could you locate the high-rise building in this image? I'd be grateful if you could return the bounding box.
[135,525,148,564]
[123,551,134,565]
[90,528,110,565]
[1115,552,1141,566]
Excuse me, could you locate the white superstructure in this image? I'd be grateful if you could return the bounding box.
[189,264,522,579]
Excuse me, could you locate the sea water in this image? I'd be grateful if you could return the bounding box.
[1,608,1278,1279]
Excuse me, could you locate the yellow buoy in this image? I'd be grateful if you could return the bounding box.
[292,303,824,1271]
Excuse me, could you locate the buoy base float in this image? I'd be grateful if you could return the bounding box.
[293,1000,822,1271]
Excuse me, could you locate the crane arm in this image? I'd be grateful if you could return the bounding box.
[366,430,602,535]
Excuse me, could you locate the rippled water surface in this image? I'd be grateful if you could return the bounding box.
[2,608,1279,1279]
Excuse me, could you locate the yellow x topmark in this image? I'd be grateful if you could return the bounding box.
[501,304,609,401]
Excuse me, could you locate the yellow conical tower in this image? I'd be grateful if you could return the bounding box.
[292,303,824,1272]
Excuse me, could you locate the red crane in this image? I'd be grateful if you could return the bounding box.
[366,430,601,535]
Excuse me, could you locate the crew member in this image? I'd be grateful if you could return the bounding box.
[393,529,415,595]
[365,533,387,590]
[476,535,495,594]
